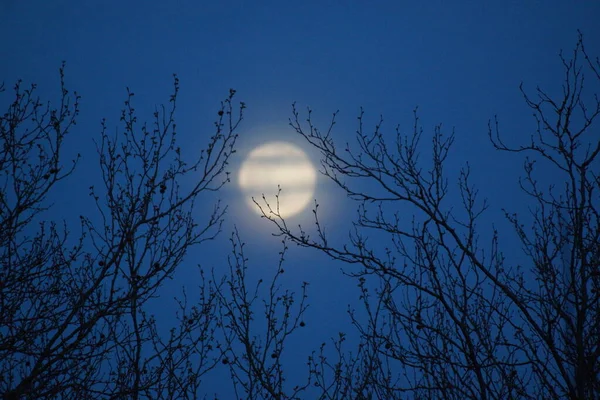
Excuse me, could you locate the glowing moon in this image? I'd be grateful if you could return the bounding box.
[238,141,317,218]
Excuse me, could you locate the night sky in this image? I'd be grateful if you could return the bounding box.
[2,1,599,397]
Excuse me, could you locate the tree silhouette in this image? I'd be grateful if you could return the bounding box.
[0,65,244,399]
[256,32,600,399]
[213,229,310,399]
[1,34,598,400]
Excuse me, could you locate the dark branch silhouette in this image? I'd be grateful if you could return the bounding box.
[256,32,600,400]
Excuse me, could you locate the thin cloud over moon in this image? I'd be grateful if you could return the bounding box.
[238,141,317,218]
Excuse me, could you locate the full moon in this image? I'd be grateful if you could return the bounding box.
[238,141,317,218]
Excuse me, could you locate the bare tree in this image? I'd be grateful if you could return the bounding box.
[256,33,600,399]
[0,64,245,399]
[213,230,311,399]
[2,34,598,400]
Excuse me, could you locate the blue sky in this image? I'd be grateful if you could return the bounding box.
[2,0,599,396]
